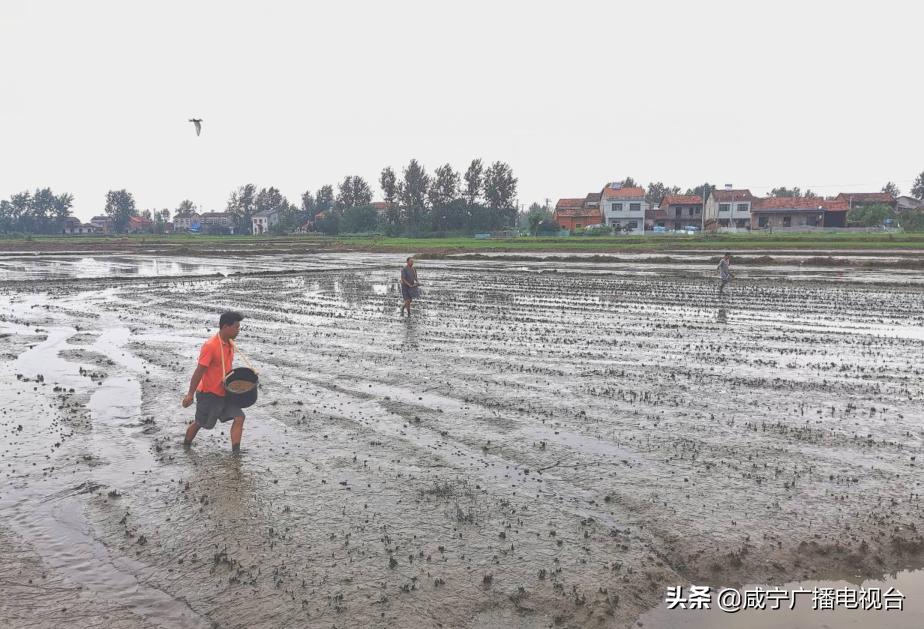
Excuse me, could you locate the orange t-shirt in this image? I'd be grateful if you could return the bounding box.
[197,334,234,396]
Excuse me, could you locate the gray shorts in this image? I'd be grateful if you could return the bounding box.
[194,392,245,430]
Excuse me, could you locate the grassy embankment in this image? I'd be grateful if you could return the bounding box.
[3,231,924,253]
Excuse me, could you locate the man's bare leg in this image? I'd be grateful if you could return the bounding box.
[230,416,244,453]
[184,422,200,446]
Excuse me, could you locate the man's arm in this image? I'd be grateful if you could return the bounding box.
[182,364,208,407]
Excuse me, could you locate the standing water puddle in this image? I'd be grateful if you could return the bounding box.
[0,308,211,629]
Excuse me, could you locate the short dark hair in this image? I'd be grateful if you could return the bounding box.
[406,256,414,262]
[724,252,731,257]
[219,311,244,328]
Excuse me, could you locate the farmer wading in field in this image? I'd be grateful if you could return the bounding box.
[182,311,246,453]
[717,252,733,295]
[400,257,420,317]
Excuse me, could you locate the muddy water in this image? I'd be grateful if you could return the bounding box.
[1,252,923,628]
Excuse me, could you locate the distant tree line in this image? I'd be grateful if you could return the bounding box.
[226,158,519,236]
[0,188,74,234]
[5,167,922,236]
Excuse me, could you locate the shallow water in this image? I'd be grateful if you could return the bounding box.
[1,252,923,628]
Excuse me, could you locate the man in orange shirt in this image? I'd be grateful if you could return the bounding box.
[181,311,246,453]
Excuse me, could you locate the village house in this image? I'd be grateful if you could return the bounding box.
[583,192,601,210]
[654,194,703,230]
[59,216,98,235]
[199,211,236,234]
[128,215,155,233]
[896,196,924,212]
[703,187,756,230]
[600,184,647,234]
[251,208,280,235]
[750,197,848,229]
[553,197,602,231]
[173,211,200,232]
[90,215,111,233]
[834,192,897,211]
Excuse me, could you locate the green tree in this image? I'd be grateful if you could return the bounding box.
[620,177,637,188]
[0,200,13,232]
[684,183,713,200]
[379,166,400,230]
[483,161,518,210]
[104,189,137,233]
[398,159,430,231]
[31,188,56,233]
[176,199,197,214]
[804,189,818,199]
[226,184,257,234]
[314,210,340,235]
[881,181,900,198]
[300,190,316,218]
[336,175,373,209]
[848,204,894,227]
[336,176,355,209]
[428,163,460,230]
[525,202,553,235]
[771,187,801,198]
[340,205,380,233]
[9,192,31,232]
[315,185,334,214]
[913,171,924,200]
[153,210,166,234]
[463,159,483,206]
[898,209,924,231]
[53,193,74,222]
[428,163,460,209]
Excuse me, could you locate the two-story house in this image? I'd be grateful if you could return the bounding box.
[90,215,111,233]
[200,211,236,234]
[173,211,201,232]
[704,187,756,230]
[252,208,281,235]
[600,184,648,234]
[656,194,702,230]
[553,197,602,231]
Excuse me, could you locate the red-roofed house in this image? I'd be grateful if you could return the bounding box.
[751,197,849,229]
[553,198,602,231]
[834,192,897,211]
[655,194,703,230]
[600,183,648,233]
[704,187,756,230]
[128,215,155,233]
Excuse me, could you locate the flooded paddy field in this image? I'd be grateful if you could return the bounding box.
[1,251,923,628]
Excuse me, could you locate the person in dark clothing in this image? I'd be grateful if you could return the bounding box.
[717,252,733,295]
[400,257,420,317]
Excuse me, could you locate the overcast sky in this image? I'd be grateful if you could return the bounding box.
[1,0,921,220]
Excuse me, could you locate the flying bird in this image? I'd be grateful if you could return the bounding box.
[189,118,203,136]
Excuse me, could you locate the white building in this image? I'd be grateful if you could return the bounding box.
[600,183,648,234]
[704,186,756,230]
[251,208,280,235]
